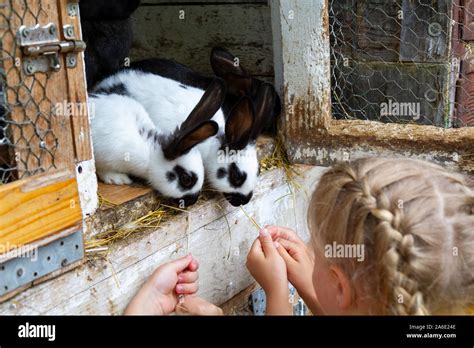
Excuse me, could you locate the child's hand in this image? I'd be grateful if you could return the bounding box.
[267,225,322,314]
[175,295,223,315]
[246,228,292,315]
[124,254,199,315]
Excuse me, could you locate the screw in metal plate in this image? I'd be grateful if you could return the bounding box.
[21,28,30,38]
[49,25,57,36]
[16,267,24,277]
[66,27,74,37]
[61,259,68,267]
[67,56,76,67]
[25,63,34,74]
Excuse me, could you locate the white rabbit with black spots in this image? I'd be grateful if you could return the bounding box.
[89,79,223,206]
[95,67,275,206]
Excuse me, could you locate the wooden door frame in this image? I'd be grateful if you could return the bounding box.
[270,0,473,172]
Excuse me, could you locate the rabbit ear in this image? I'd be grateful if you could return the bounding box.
[225,96,255,150]
[251,83,277,139]
[164,121,219,159]
[210,47,253,97]
[180,78,226,130]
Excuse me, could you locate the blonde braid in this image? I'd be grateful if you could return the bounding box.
[308,157,474,315]
[346,167,428,315]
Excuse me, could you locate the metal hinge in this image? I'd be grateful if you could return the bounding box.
[16,23,86,75]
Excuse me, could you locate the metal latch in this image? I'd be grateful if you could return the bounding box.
[16,23,86,75]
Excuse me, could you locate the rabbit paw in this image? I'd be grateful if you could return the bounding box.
[100,172,133,185]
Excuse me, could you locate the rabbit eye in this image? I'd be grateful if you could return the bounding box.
[180,173,192,187]
[173,165,197,190]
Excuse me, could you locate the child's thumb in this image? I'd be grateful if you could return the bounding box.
[259,228,276,256]
[168,254,193,273]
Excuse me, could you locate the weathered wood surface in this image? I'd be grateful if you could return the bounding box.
[0,165,323,314]
[270,0,332,161]
[58,0,93,162]
[288,120,474,172]
[0,170,82,255]
[130,2,273,77]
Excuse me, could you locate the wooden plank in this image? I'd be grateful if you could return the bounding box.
[0,170,82,254]
[130,3,273,76]
[270,0,332,162]
[221,282,258,315]
[0,165,321,314]
[97,182,152,207]
[57,0,93,161]
[287,119,474,172]
[0,0,76,178]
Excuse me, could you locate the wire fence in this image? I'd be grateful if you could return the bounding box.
[0,0,57,184]
[329,0,474,128]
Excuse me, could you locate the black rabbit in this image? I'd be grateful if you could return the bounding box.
[130,47,281,135]
[80,0,141,89]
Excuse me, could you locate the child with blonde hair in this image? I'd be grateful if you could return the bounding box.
[246,157,474,315]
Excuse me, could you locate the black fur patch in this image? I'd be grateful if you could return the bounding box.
[228,162,247,188]
[166,172,177,182]
[94,83,128,96]
[217,167,227,179]
[174,165,198,191]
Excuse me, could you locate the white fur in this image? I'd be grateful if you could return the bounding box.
[89,93,205,199]
[96,70,259,196]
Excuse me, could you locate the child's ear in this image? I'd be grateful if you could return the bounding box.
[329,265,353,310]
[225,96,255,150]
[210,46,253,96]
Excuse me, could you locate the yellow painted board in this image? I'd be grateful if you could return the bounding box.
[0,170,82,254]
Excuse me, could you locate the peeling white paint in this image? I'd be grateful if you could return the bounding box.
[75,159,98,219]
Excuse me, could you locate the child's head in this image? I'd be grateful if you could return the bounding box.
[308,157,474,315]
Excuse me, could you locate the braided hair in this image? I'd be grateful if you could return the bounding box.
[308,157,474,315]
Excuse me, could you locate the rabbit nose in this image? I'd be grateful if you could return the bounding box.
[223,192,253,206]
[176,193,200,207]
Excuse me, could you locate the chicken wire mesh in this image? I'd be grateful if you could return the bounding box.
[0,0,58,184]
[329,0,474,128]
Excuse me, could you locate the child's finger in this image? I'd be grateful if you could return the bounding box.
[266,225,301,243]
[178,270,198,284]
[277,238,302,259]
[249,237,264,256]
[164,254,193,274]
[187,258,199,272]
[176,282,199,294]
[275,241,296,265]
[258,228,277,256]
